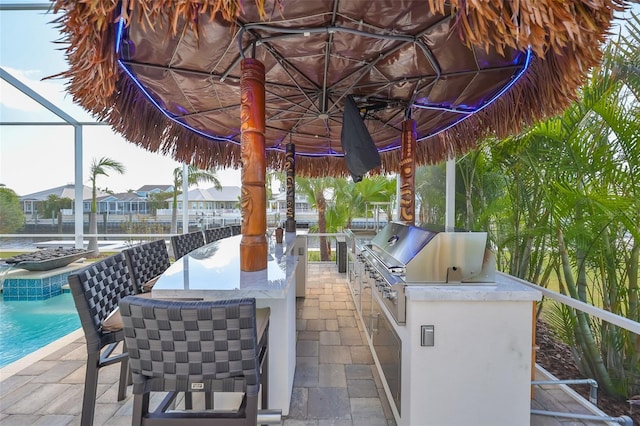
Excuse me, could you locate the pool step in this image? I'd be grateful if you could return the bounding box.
[62,283,70,293]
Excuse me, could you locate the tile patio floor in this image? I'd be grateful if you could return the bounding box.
[0,262,621,425]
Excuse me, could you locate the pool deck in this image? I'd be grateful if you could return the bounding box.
[0,262,623,425]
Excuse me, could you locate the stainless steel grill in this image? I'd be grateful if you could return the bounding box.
[356,222,495,323]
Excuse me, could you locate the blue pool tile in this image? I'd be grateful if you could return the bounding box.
[3,289,17,298]
[2,269,82,301]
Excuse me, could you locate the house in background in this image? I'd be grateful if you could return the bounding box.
[152,185,242,227]
[85,185,175,217]
[271,191,311,213]
[208,186,242,211]
[156,186,242,215]
[136,184,174,198]
[269,191,316,227]
[89,192,151,215]
[183,187,219,214]
[19,184,105,220]
[19,184,173,220]
[18,184,317,227]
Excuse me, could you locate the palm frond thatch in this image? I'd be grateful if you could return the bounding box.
[50,0,628,176]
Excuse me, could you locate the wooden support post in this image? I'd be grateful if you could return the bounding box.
[399,119,416,225]
[240,58,267,271]
[285,143,296,233]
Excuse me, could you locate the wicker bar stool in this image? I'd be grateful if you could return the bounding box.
[120,296,278,425]
[67,253,136,426]
[171,231,205,259]
[123,239,171,293]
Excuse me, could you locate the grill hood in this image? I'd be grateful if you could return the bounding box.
[368,222,495,284]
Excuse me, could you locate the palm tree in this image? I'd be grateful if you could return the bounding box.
[147,192,171,216]
[297,177,334,261]
[466,18,640,398]
[353,175,396,222]
[170,166,222,234]
[88,157,125,255]
[333,175,396,228]
[332,178,358,229]
[41,194,72,220]
[415,163,447,225]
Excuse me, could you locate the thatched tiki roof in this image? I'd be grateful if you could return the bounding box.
[51,0,627,177]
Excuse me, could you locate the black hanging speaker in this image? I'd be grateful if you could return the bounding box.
[341,95,381,182]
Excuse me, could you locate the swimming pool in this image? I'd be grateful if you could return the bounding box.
[0,293,81,368]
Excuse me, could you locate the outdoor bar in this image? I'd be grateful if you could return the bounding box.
[47,0,631,424]
[151,234,300,415]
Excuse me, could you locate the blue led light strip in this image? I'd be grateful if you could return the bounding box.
[115,17,124,55]
[114,15,532,157]
[116,18,239,147]
[117,60,239,146]
[415,50,532,143]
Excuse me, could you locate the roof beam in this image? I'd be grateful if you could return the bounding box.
[0,3,53,11]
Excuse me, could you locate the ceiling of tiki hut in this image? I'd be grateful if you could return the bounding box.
[52,0,627,177]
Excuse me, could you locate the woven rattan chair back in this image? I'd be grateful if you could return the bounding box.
[120,297,267,425]
[204,226,232,244]
[221,225,233,239]
[171,231,205,259]
[67,253,134,426]
[123,239,170,293]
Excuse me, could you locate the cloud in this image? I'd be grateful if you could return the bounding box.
[1,67,58,110]
[1,81,44,113]
[0,66,91,121]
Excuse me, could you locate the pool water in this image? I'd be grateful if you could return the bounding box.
[0,293,81,368]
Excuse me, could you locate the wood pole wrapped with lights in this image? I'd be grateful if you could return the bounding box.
[285,143,296,233]
[240,58,267,271]
[399,119,416,225]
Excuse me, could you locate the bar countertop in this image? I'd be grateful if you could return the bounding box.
[152,235,296,299]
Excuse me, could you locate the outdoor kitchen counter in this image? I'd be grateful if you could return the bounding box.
[152,234,298,415]
[403,274,541,301]
[391,274,541,426]
[346,224,544,425]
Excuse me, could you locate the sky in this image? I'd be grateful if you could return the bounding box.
[1,2,638,197]
[0,2,241,196]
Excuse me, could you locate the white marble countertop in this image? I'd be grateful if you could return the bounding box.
[404,272,541,302]
[152,235,297,300]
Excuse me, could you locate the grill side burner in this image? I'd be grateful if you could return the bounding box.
[359,222,495,324]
